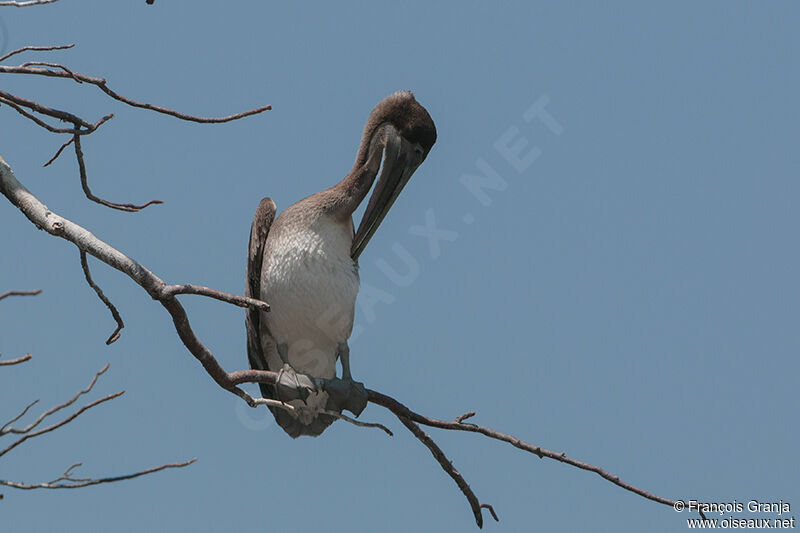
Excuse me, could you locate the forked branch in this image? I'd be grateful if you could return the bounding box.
[0,459,196,490]
[0,57,271,123]
[0,157,701,527]
[0,43,269,210]
[0,356,193,497]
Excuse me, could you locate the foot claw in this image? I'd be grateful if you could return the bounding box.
[275,364,314,403]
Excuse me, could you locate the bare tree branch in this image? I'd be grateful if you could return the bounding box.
[0,459,196,490]
[481,504,499,522]
[0,32,696,524]
[43,136,74,167]
[0,289,41,301]
[0,157,703,527]
[0,400,39,434]
[250,397,392,435]
[0,93,113,135]
[0,61,271,124]
[368,391,681,509]
[0,44,74,63]
[329,411,393,436]
[398,415,493,527]
[0,89,96,130]
[0,0,59,7]
[79,250,125,343]
[0,96,91,134]
[20,60,83,82]
[0,44,269,212]
[0,89,149,210]
[0,358,194,496]
[162,284,270,312]
[0,156,270,338]
[0,353,33,366]
[74,134,163,212]
[0,364,111,440]
[0,391,123,459]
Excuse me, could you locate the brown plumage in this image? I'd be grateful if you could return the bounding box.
[245,91,436,437]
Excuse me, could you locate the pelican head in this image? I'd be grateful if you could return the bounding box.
[351,90,437,260]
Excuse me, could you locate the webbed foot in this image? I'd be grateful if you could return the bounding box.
[324,342,368,416]
[274,343,317,403]
[343,379,368,416]
[324,377,368,417]
[275,363,316,403]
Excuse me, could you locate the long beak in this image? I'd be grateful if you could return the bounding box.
[351,127,424,261]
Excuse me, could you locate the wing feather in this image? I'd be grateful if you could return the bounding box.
[245,197,277,400]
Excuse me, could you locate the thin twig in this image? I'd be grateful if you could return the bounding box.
[0,64,271,123]
[20,61,82,83]
[0,89,93,129]
[0,289,41,301]
[0,95,111,134]
[325,410,393,436]
[80,251,124,344]
[397,415,490,528]
[0,359,193,496]
[0,0,59,6]
[251,398,296,410]
[163,284,270,312]
[0,353,33,366]
[249,398,392,435]
[455,411,476,423]
[480,504,499,522]
[0,44,74,63]
[0,363,109,437]
[1,44,267,214]
[0,400,39,433]
[74,134,163,212]
[0,96,84,134]
[43,137,74,167]
[0,391,123,459]
[0,459,196,490]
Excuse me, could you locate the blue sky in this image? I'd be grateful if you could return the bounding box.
[1,2,798,532]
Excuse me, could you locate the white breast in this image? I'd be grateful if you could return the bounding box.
[260,216,359,381]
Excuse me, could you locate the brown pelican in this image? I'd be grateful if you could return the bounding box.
[245,91,436,437]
